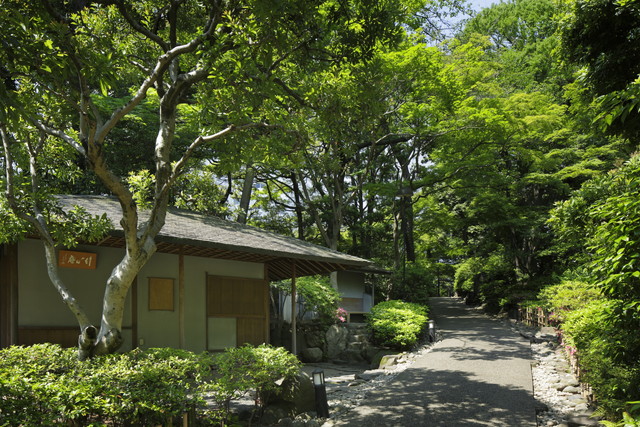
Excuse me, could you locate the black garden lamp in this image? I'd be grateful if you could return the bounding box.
[429,319,436,342]
[312,369,329,418]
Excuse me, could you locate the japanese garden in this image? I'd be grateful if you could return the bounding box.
[1,0,639,425]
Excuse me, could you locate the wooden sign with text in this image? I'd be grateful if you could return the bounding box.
[58,250,97,270]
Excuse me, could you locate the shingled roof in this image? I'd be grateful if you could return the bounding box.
[55,195,372,281]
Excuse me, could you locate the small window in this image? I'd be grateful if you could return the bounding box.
[148,277,174,311]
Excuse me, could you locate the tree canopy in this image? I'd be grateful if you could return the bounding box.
[2,0,640,417]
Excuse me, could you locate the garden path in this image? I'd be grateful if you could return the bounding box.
[331,297,537,426]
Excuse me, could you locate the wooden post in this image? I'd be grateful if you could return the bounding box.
[0,244,18,348]
[291,262,297,355]
[179,253,185,349]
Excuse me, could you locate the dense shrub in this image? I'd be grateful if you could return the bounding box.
[561,300,640,418]
[367,300,429,350]
[0,344,215,426]
[272,275,341,322]
[389,262,436,305]
[0,343,301,426]
[209,344,302,422]
[538,278,602,323]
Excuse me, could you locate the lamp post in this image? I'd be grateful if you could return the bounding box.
[312,369,329,418]
[429,320,436,342]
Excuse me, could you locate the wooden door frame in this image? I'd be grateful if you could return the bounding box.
[205,274,269,350]
[0,244,18,348]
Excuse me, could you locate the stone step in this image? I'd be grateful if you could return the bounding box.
[348,334,369,343]
[345,323,368,331]
[347,342,365,351]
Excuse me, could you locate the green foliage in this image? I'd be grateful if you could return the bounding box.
[272,275,341,322]
[0,343,303,426]
[601,407,640,427]
[560,0,640,139]
[560,300,640,418]
[537,278,602,323]
[453,252,516,311]
[389,261,436,305]
[209,344,301,421]
[367,300,429,350]
[544,154,640,418]
[0,344,215,426]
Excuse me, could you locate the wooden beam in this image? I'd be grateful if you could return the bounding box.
[131,276,138,349]
[0,244,18,348]
[291,261,297,355]
[179,253,185,349]
[264,264,270,344]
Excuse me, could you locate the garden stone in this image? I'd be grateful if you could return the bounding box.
[266,370,315,420]
[277,417,294,427]
[344,348,365,363]
[305,328,326,349]
[356,369,384,381]
[562,385,580,394]
[362,343,379,363]
[326,325,349,359]
[567,415,600,427]
[567,395,587,404]
[301,347,323,363]
[262,405,292,426]
[536,327,558,341]
[370,350,397,369]
[378,354,400,369]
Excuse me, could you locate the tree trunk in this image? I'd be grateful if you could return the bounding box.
[290,173,305,240]
[237,165,255,224]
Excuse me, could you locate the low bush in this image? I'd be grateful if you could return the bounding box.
[209,344,301,422]
[561,300,640,419]
[367,300,429,350]
[0,343,301,426]
[538,278,602,323]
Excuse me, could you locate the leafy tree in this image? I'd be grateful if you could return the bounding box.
[560,0,640,139]
[0,0,418,357]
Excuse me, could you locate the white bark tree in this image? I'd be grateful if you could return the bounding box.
[0,0,416,358]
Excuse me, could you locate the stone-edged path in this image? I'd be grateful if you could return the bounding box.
[332,297,537,426]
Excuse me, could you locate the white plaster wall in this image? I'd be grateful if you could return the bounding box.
[18,238,264,353]
[135,253,263,352]
[337,271,365,298]
[18,239,130,327]
[18,239,134,351]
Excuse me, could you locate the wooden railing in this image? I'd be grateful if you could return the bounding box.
[517,305,551,327]
[516,304,595,405]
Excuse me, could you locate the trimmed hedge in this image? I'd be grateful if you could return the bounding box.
[0,344,213,426]
[0,343,301,426]
[367,300,429,350]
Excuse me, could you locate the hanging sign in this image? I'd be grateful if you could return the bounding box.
[58,250,97,270]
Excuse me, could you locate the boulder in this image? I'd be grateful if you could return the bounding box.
[370,350,398,369]
[325,324,349,360]
[379,354,400,369]
[261,405,292,426]
[264,370,316,423]
[301,347,323,363]
[304,327,326,349]
[562,385,581,394]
